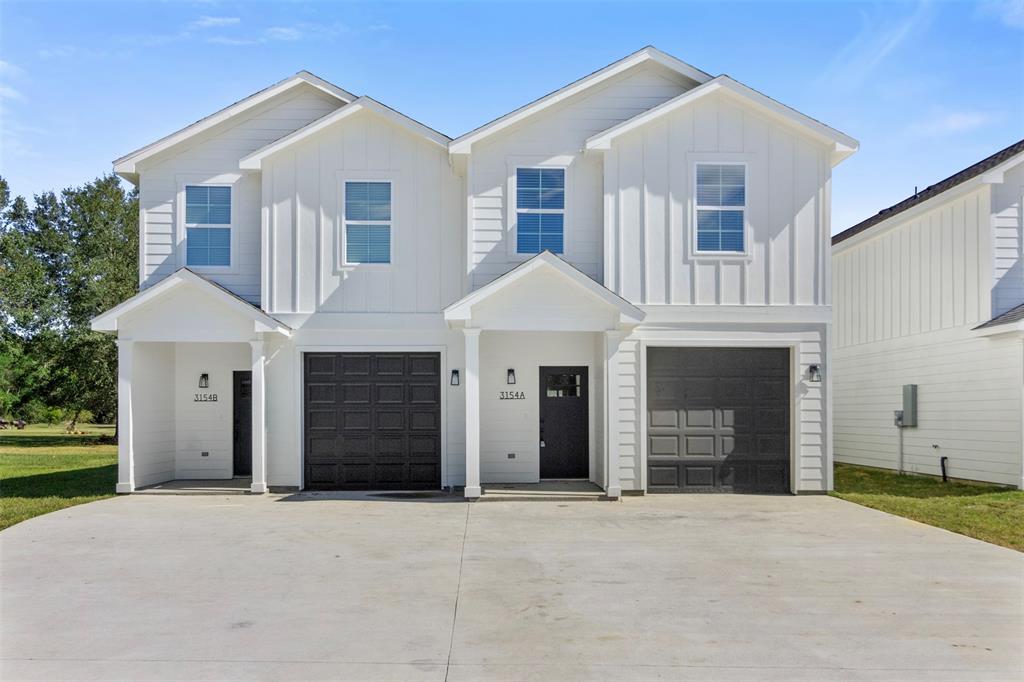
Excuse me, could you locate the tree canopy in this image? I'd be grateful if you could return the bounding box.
[0,175,138,424]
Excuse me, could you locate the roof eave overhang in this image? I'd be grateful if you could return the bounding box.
[973,320,1024,337]
[90,269,291,337]
[239,97,450,171]
[442,252,645,331]
[113,72,355,176]
[585,77,858,168]
[448,47,712,156]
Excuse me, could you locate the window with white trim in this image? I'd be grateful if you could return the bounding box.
[516,167,564,254]
[344,181,391,264]
[695,163,745,253]
[185,185,231,267]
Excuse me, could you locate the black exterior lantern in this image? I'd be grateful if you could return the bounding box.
[808,364,822,383]
[507,368,516,385]
[198,373,210,388]
[450,369,460,386]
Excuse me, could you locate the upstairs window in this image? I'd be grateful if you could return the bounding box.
[344,181,391,264]
[185,185,231,267]
[695,164,745,253]
[516,167,564,254]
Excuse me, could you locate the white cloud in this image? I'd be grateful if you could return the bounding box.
[206,36,258,46]
[0,85,25,101]
[978,0,1024,29]
[910,109,999,137]
[265,26,302,41]
[0,60,25,78]
[818,1,933,89]
[37,45,77,58]
[191,16,241,29]
[368,23,393,32]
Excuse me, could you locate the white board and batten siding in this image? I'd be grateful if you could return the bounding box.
[467,62,699,290]
[603,90,832,307]
[136,84,343,304]
[261,109,463,315]
[833,175,1024,488]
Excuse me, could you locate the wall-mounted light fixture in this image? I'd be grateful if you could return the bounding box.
[808,364,822,383]
[198,373,210,388]
[507,368,517,385]
[450,369,460,386]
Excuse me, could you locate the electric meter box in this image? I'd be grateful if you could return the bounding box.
[901,384,918,427]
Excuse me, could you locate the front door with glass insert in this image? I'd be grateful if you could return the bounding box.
[538,366,589,478]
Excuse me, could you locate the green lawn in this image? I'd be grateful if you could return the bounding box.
[832,463,1024,552]
[0,424,117,531]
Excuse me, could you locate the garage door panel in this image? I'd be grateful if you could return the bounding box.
[304,352,441,490]
[647,347,789,494]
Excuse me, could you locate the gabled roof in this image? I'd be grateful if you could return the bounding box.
[239,97,450,170]
[974,302,1024,333]
[443,251,645,327]
[833,138,1024,247]
[586,76,858,165]
[113,71,355,179]
[448,46,712,154]
[91,268,290,335]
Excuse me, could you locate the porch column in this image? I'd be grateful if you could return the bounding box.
[604,330,625,499]
[250,339,268,494]
[463,328,482,499]
[115,339,135,493]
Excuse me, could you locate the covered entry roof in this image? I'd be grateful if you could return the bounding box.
[91,268,291,338]
[443,251,645,331]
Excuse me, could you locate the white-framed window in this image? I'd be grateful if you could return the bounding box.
[184,185,232,267]
[694,163,746,254]
[343,181,391,265]
[515,167,565,254]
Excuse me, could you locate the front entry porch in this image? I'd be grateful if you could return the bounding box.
[479,480,607,501]
[443,252,646,500]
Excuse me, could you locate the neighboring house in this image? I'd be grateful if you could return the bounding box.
[832,140,1024,489]
[92,47,857,498]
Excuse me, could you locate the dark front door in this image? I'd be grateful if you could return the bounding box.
[232,371,252,477]
[539,366,589,479]
[646,347,790,493]
[303,353,441,490]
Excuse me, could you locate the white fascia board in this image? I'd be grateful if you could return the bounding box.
[239,97,450,170]
[91,268,291,336]
[973,321,1024,337]
[586,76,858,166]
[448,46,712,155]
[980,149,1024,183]
[443,251,645,325]
[831,175,987,255]
[113,72,355,176]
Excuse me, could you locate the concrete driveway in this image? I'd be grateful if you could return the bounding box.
[1,493,1021,681]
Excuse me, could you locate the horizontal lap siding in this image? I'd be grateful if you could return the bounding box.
[138,85,343,304]
[834,332,1023,487]
[834,181,1024,488]
[606,91,830,306]
[469,63,696,290]
[992,162,1024,316]
[132,343,176,487]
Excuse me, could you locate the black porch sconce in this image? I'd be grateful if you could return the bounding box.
[807,364,822,383]
[450,369,460,386]
[507,368,517,385]
[198,373,210,389]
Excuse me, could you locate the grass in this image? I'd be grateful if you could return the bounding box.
[832,463,1024,552]
[0,424,117,531]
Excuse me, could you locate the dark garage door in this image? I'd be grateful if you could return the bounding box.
[647,347,789,493]
[304,352,441,490]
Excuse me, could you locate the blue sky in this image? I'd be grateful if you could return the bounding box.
[1,0,1021,232]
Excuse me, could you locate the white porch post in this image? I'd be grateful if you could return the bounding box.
[115,339,135,493]
[463,328,482,499]
[250,339,268,494]
[604,330,624,499]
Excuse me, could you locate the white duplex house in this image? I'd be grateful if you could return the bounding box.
[92,47,857,498]
[833,140,1024,489]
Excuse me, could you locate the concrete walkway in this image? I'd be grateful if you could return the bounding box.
[1,493,1021,681]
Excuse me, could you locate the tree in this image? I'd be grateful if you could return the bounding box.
[0,175,138,427]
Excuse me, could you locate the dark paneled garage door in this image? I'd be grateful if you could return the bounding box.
[647,348,789,493]
[304,353,441,490]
